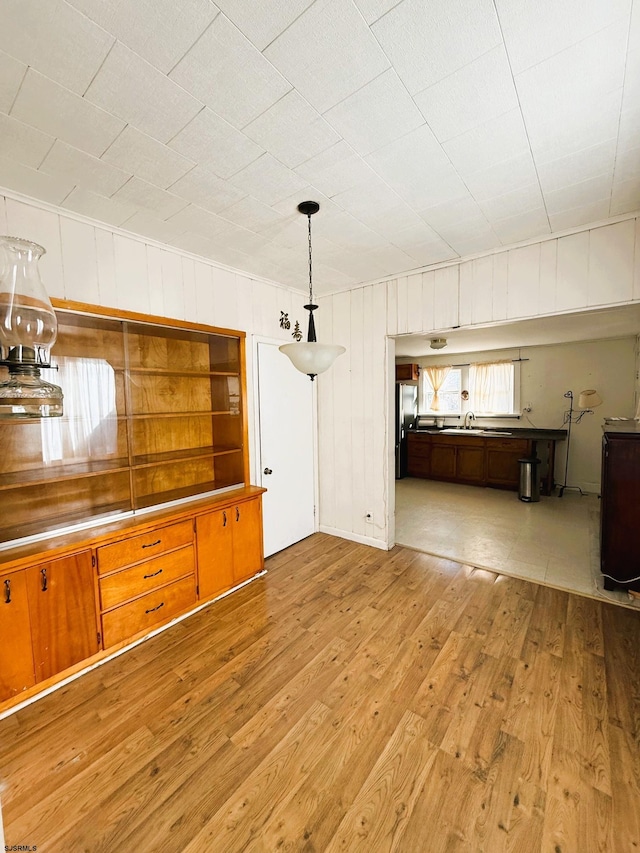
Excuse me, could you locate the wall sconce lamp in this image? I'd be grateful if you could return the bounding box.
[279,202,345,380]
[0,236,63,418]
[558,388,602,497]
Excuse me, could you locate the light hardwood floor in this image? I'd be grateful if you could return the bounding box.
[1,533,639,852]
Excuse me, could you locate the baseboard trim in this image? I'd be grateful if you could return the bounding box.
[319,526,390,550]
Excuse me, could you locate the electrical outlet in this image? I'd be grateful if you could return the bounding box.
[523,403,532,413]
[365,512,374,524]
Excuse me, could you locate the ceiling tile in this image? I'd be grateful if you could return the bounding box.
[496,0,631,75]
[61,187,138,227]
[549,199,610,232]
[618,107,640,152]
[11,69,126,158]
[101,126,195,189]
[213,0,315,50]
[353,0,401,25]
[227,154,308,206]
[436,218,501,251]
[414,46,518,143]
[478,182,546,222]
[85,42,203,143]
[392,235,458,267]
[311,210,383,250]
[443,109,530,175]
[67,0,219,74]
[491,206,550,243]
[515,21,627,150]
[614,145,640,183]
[0,153,74,204]
[39,141,131,196]
[165,204,272,255]
[610,176,640,214]
[0,0,114,94]
[168,165,247,213]
[622,45,640,112]
[168,108,263,179]
[0,51,26,115]
[111,177,190,220]
[0,113,53,169]
[170,14,291,129]
[372,0,502,94]
[544,173,615,215]
[419,195,490,230]
[294,141,377,197]
[464,152,539,201]
[120,210,188,244]
[218,197,285,231]
[173,231,251,268]
[243,90,340,169]
[324,69,425,157]
[264,0,389,113]
[538,140,617,193]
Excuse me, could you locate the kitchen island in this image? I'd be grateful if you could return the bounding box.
[407,427,567,494]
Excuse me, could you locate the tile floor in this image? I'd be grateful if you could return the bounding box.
[395,477,640,610]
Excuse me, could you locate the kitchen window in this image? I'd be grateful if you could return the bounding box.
[422,361,519,416]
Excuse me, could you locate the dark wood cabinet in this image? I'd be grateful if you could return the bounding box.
[600,429,640,591]
[407,432,533,490]
[395,363,420,382]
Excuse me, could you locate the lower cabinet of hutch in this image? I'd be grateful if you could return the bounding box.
[0,569,35,700]
[26,552,99,682]
[96,521,197,649]
[196,495,264,599]
[0,487,265,709]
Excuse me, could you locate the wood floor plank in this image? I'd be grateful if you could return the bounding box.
[1,533,640,852]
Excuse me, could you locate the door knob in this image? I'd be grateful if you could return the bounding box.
[263,467,273,475]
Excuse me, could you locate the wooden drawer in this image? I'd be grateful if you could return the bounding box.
[101,574,196,648]
[407,435,431,457]
[99,545,195,611]
[485,438,529,452]
[97,520,193,574]
[433,435,485,447]
[407,458,430,477]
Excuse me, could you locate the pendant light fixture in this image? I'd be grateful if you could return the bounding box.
[0,236,63,418]
[279,201,345,380]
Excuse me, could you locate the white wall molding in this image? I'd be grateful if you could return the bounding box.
[319,525,389,551]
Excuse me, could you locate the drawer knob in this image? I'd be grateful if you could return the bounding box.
[142,539,161,549]
[145,601,165,614]
[41,567,48,592]
[4,579,11,604]
[143,569,163,579]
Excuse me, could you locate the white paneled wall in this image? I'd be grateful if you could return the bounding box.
[318,214,640,549]
[0,189,304,487]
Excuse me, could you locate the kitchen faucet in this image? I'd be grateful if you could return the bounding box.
[463,411,475,429]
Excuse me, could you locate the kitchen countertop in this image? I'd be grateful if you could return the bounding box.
[409,427,567,441]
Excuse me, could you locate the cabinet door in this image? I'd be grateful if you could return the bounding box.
[430,444,456,479]
[0,571,35,701]
[196,508,234,600]
[233,498,264,584]
[456,446,485,484]
[26,552,98,682]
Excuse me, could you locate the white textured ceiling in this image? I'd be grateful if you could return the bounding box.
[0,0,638,294]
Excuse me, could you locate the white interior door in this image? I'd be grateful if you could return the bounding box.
[257,341,315,557]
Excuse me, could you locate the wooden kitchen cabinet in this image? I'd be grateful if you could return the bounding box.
[196,493,263,599]
[407,433,430,477]
[430,442,456,479]
[456,443,485,484]
[485,439,529,489]
[0,570,35,701]
[396,363,420,382]
[25,552,99,682]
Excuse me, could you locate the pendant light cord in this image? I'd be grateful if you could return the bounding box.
[307,213,313,304]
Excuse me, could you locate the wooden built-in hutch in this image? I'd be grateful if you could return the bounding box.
[0,300,265,712]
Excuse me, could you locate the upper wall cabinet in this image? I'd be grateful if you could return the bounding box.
[0,302,248,544]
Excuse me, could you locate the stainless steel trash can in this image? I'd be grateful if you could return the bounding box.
[518,457,540,502]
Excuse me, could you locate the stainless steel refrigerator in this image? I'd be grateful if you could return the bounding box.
[395,383,418,479]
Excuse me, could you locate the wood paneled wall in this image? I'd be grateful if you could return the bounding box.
[318,215,640,550]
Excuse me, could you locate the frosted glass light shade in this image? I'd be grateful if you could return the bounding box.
[279,342,346,377]
[579,389,602,409]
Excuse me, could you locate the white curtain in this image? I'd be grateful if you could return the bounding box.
[470,361,513,414]
[41,357,118,464]
[424,365,451,412]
